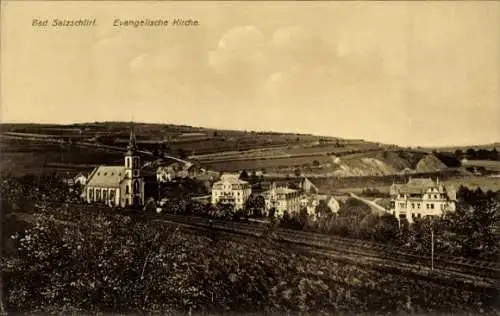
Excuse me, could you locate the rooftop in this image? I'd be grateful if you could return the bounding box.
[86,166,126,188]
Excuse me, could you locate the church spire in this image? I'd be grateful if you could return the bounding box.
[128,127,136,148]
[126,124,137,154]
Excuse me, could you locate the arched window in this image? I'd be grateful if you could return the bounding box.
[134,180,139,194]
[103,190,107,200]
[89,188,94,201]
[125,185,130,194]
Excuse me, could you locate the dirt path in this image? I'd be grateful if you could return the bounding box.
[348,193,388,215]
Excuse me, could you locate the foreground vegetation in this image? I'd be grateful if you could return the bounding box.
[1,176,499,314]
[3,205,499,315]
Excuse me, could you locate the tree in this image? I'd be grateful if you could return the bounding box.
[441,188,500,260]
[177,149,187,159]
[374,214,399,243]
[465,148,476,159]
[293,169,302,177]
[312,160,320,167]
[239,171,249,181]
[315,200,332,219]
[359,213,379,240]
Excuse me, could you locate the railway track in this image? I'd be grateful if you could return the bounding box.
[24,202,500,284]
[156,213,500,282]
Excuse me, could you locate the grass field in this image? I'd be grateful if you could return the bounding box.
[462,160,500,172]
[333,176,500,195]
[0,138,130,176]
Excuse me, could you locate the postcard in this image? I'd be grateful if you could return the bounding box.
[1,1,499,315]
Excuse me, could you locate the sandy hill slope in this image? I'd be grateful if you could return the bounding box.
[415,154,448,173]
[327,151,455,177]
[331,157,399,177]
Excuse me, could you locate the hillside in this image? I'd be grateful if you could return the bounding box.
[0,122,471,178]
[415,154,448,173]
[303,151,457,178]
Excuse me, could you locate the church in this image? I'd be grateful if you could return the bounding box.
[83,128,145,208]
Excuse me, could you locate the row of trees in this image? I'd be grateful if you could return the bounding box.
[279,186,500,260]
[455,148,499,161]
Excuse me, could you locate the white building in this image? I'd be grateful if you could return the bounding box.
[323,195,341,213]
[211,173,252,210]
[300,195,340,218]
[263,183,302,217]
[389,177,456,223]
[63,172,88,186]
[300,195,319,217]
[83,128,145,208]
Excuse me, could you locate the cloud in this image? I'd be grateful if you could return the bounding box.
[208,25,267,74]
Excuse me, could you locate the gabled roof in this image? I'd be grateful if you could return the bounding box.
[86,166,126,188]
[407,178,435,187]
[390,177,453,198]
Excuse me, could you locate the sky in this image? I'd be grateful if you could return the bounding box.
[1,1,499,147]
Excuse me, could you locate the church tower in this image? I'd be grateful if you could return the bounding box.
[123,127,143,208]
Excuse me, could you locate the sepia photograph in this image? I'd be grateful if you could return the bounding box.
[0,1,499,315]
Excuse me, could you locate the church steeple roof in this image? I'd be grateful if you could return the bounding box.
[126,125,137,155]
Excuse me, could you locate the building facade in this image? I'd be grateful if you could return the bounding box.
[83,128,145,208]
[263,184,302,217]
[211,174,252,210]
[389,177,456,223]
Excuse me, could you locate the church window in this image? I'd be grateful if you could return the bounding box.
[89,188,94,200]
[96,189,101,201]
[103,190,107,200]
[126,185,130,194]
[134,181,139,193]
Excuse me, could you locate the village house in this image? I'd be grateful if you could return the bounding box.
[82,128,145,208]
[300,195,319,217]
[156,162,209,182]
[300,194,340,218]
[389,177,456,223]
[211,173,252,210]
[322,195,341,213]
[63,172,88,186]
[263,183,302,217]
[252,176,319,195]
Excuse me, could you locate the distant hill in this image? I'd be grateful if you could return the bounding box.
[0,122,488,178]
